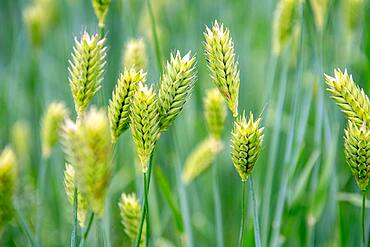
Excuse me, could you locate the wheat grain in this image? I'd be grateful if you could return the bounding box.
[344,121,370,191]
[231,112,264,182]
[68,32,106,117]
[204,20,240,117]
[123,39,148,72]
[158,51,196,132]
[204,88,227,139]
[108,68,146,142]
[92,0,111,29]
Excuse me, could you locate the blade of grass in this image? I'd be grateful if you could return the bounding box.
[15,204,35,247]
[212,159,224,247]
[145,0,162,71]
[78,213,95,247]
[71,187,78,247]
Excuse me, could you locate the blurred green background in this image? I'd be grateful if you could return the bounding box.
[0,0,369,246]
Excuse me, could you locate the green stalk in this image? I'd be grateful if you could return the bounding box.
[99,25,105,38]
[78,213,95,247]
[144,172,150,247]
[238,181,246,247]
[145,0,162,71]
[36,158,48,246]
[249,177,261,247]
[362,191,366,247]
[135,153,154,247]
[71,187,78,247]
[15,205,36,247]
[212,159,224,247]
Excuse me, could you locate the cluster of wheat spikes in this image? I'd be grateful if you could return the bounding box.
[325,69,369,246]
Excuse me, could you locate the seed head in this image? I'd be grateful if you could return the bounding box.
[108,68,146,142]
[272,0,300,55]
[182,137,224,185]
[41,102,69,158]
[0,147,17,233]
[68,32,106,117]
[204,20,240,117]
[325,69,370,127]
[130,83,160,172]
[119,193,146,246]
[231,112,264,182]
[92,0,112,28]
[344,121,370,191]
[64,164,88,227]
[61,108,112,216]
[310,0,328,30]
[204,88,227,139]
[11,121,31,162]
[158,51,196,132]
[123,39,148,72]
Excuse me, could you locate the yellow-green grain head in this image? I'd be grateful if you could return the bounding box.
[310,0,328,30]
[344,121,370,191]
[204,20,240,117]
[123,39,148,72]
[41,101,69,158]
[272,0,300,56]
[204,88,227,139]
[68,32,106,117]
[0,147,17,234]
[231,112,264,182]
[158,51,197,132]
[64,164,88,227]
[119,193,145,246]
[325,69,370,127]
[130,83,160,172]
[61,108,112,216]
[182,137,224,185]
[92,0,112,29]
[108,68,146,142]
[11,121,31,163]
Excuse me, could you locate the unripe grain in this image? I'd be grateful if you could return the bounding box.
[123,39,148,72]
[204,88,227,139]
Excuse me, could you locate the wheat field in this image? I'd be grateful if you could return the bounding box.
[0,0,369,246]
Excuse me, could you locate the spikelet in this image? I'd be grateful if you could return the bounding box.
[92,0,111,28]
[108,68,146,142]
[204,21,240,117]
[41,102,69,158]
[0,147,17,234]
[158,51,196,132]
[61,108,112,216]
[11,121,31,162]
[119,193,145,246]
[130,83,160,172]
[344,121,370,191]
[64,164,88,227]
[68,32,106,117]
[272,0,300,55]
[123,39,148,71]
[343,0,365,35]
[182,137,224,184]
[310,0,328,30]
[204,88,227,139]
[231,112,264,182]
[325,69,370,127]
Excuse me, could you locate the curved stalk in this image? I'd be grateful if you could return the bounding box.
[78,213,95,247]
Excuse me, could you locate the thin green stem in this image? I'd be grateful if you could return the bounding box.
[249,177,261,247]
[239,181,246,247]
[362,191,366,247]
[144,172,150,247]
[135,153,154,247]
[78,213,95,247]
[146,0,162,71]
[15,205,36,247]
[36,158,48,246]
[99,25,105,38]
[71,187,78,247]
[212,160,224,247]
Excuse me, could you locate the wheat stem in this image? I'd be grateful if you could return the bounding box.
[15,205,35,247]
[78,213,95,247]
[212,159,224,247]
[249,177,261,247]
[135,152,154,247]
[71,187,78,247]
[100,26,105,38]
[239,181,246,247]
[362,191,366,247]
[145,0,162,71]
[144,172,150,247]
[36,158,48,246]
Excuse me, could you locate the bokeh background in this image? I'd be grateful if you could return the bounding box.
[0,0,369,246]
